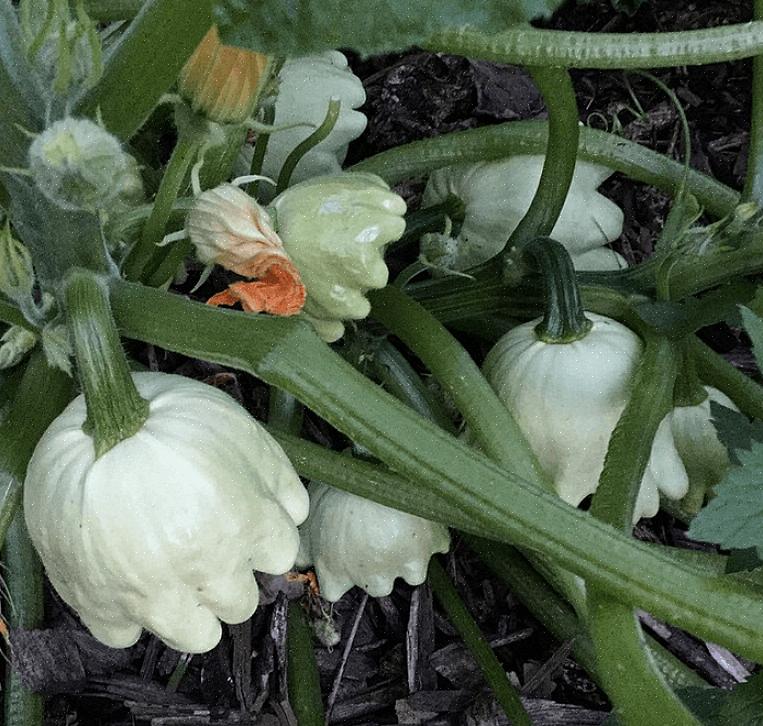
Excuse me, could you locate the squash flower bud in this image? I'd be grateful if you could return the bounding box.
[185,182,306,316]
[24,372,310,653]
[297,481,450,601]
[28,117,144,213]
[178,26,270,125]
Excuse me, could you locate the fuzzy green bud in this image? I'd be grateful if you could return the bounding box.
[28,117,144,213]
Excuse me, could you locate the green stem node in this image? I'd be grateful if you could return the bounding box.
[63,270,149,457]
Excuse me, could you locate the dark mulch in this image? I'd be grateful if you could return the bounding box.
[4,1,759,724]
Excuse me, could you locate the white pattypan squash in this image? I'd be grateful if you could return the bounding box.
[421,156,624,271]
[24,372,309,654]
[297,481,450,601]
[669,385,738,509]
[261,51,367,186]
[483,313,689,521]
[271,172,407,342]
[570,247,628,272]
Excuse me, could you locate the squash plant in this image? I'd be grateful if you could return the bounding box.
[3,0,763,723]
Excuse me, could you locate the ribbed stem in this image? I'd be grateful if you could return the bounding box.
[63,270,148,457]
[123,105,207,282]
[522,238,592,343]
[688,336,763,421]
[3,511,44,726]
[425,23,763,69]
[587,336,699,725]
[350,121,738,219]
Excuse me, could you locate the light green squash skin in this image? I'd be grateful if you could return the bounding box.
[421,155,624,271]
[271,173,407,341]
[24,372,309,654]
[297,480,450,601]
[483,312,689,522]
[669,385,738,513]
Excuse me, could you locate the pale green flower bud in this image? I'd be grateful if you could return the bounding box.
[28,117,143,213]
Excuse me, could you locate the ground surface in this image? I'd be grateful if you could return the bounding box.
[6,1,760,724]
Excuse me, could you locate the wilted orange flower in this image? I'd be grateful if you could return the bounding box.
[207,256,306,316]
[185,183,306,317]
[179,26,270,124]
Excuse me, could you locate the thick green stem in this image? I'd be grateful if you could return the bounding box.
[0,351,73,547]
[369,339,456,434]
[688,336,763,420]
[108,279,763,662]
[522,238,592,343]
[428,558,531,726]
[272,431,708,692]
[64,270,148,457]
[369,285,544,485]
[588,337,698,725]
[3,511,44,726]
[673,341,708,408]
[744,0,763,205]
[287,602,325,726]
[123,109,207,282]
[425,23,763,69]
[506,68,579,249]
[350,121,738,219]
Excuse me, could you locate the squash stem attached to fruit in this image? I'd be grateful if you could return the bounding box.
[522,237,592,343]
[63,269,149,457]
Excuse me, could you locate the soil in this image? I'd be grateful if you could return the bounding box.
[6,2,760,724]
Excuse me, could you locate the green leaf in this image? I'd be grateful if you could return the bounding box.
[709,400,763,466]
[213,0,564,57]
[741,305,763,373]
[678,674,763,725]
[688,442,763,557]
[725,547,763,574]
